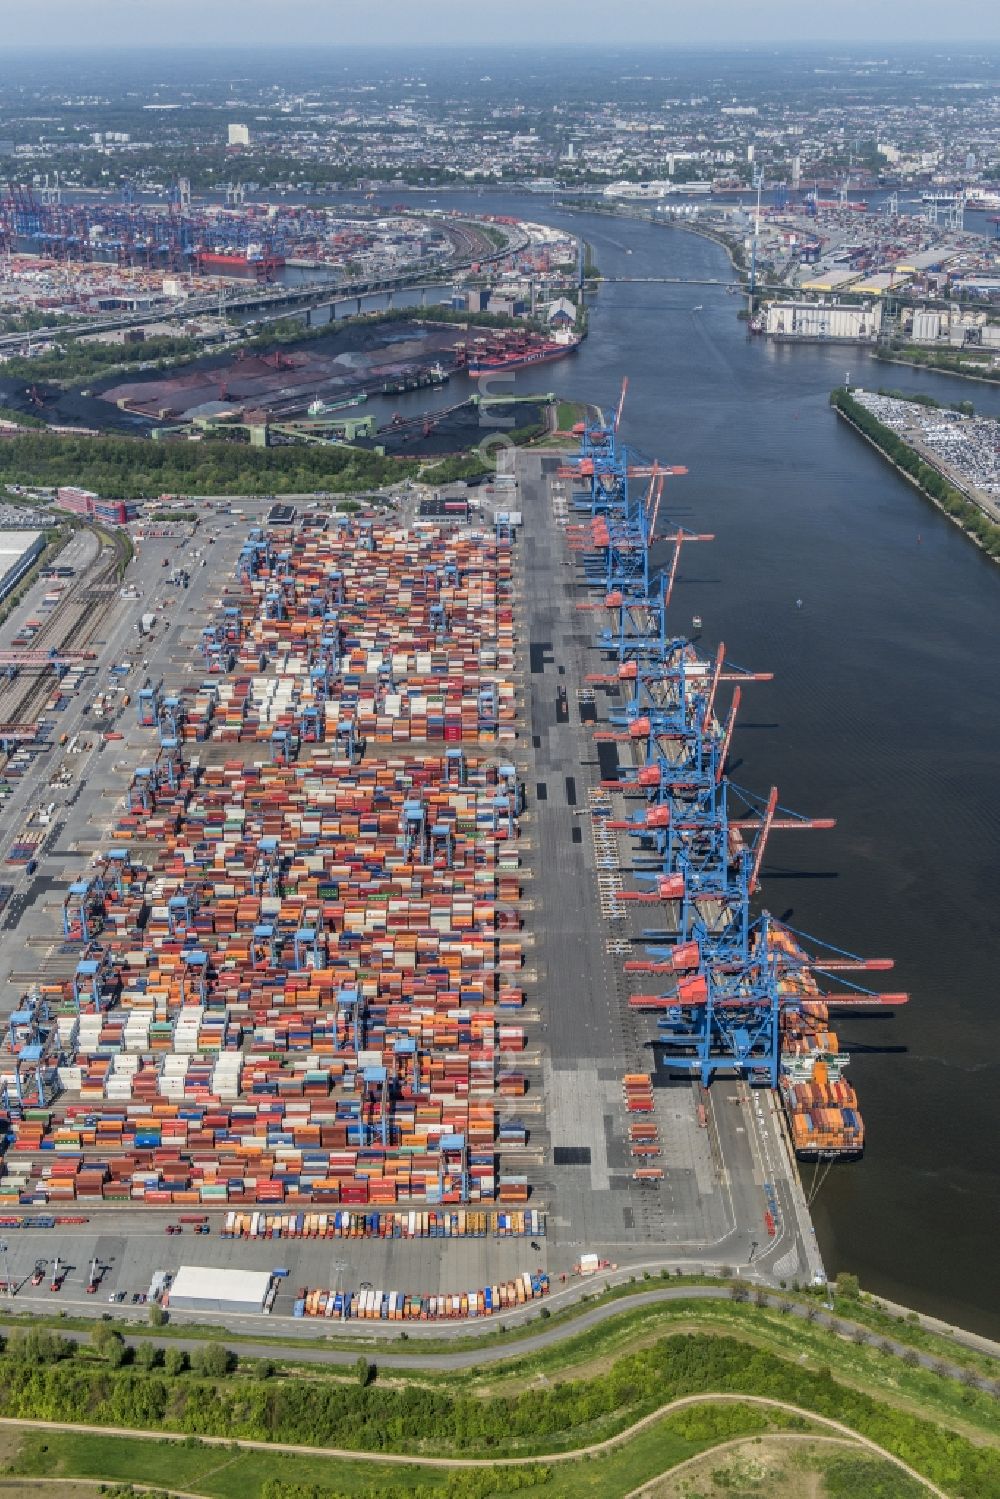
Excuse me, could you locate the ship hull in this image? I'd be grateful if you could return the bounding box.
[196,252,285,272]
[468,341,579,376]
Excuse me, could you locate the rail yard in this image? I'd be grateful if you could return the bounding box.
[0,395,911,1331]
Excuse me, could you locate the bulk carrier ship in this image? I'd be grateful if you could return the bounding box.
[466,329,581,377]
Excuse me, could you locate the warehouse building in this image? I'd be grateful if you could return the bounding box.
[166,1265,272,1316]
[764,301,882,342]
[799,268,860,294]
[0,530,44,603]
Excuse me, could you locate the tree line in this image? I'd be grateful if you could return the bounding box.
[2,332,206,385]
[0,1324,994,1496]
[0,431,417,498]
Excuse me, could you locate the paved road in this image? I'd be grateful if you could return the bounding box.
[0,1394,951,1496]
[2,1284,994,1393]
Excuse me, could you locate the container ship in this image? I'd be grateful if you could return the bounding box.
[812,198,869,212]
[195,247,285,277]
[768,924,865,1159]
[466,331,581,377]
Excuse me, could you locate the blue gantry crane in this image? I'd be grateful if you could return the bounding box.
[567,391,906,1091]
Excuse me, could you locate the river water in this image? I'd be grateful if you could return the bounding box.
[374,190,1000,1337]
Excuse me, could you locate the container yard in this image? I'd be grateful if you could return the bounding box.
[0,517,530,1223]
[0,197,457,286]
[0,392,901,1322]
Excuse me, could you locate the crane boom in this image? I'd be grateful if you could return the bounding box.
[648,475,665,543]
[701,642,725,735]
[717,686,741,784]
[664,533,683,609]
[748,785,778,894]
[613,376,628,432]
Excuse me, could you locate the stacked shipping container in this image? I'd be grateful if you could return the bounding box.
[1,520,544,1216]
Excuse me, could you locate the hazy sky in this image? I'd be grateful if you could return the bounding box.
[4,0,1000,49]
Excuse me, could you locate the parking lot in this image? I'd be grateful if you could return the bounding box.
[852,389,1000,520]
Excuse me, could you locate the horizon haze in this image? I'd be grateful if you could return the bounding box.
[3,1,1000,49]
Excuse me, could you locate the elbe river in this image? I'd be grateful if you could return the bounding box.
[376,192,1000,1338]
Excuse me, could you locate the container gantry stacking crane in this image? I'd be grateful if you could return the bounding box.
[567,390,906,1088]
[627,911,907,1087]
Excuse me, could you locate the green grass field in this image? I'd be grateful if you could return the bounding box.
[5,1402,805,1499]
[0,1292,995,1499]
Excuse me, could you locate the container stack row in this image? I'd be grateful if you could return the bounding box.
[220,1207,545,1239]
[1,521,543,1212]
[195,522,517,746]
[290,1271,550,1321]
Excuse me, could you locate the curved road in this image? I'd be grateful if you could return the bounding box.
[29,1284,992,1391]
[0,1394,949,1497]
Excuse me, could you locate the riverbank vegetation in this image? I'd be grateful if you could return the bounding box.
[0,393,556,497]
[831,386,1000,561]
[875,343,1000,384]
[0,1311,994,1496]
[1,331,207,385]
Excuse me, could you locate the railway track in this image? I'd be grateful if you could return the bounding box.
[0,534,122,732]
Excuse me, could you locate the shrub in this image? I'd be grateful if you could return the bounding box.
[194,1344,234,1378]
[7,1327,74,1364]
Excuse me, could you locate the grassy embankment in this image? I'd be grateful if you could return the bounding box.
[3,1406,821,1499]
[0,1299,996,1499]
[831,386,1000,562]
[652,1439,930,1499]
[874,343,1000,385]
